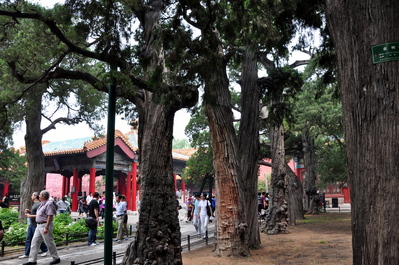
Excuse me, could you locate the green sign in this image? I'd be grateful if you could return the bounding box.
[371,42,399,64]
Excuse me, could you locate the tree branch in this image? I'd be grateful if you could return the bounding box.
[41,117,82,135]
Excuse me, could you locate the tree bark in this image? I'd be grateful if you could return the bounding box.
[325,1,399,263]
[238,49,261,247]
[122,98,182,264]
[285,164,304,225]
[202,45,250,257]
[19,87,45,221]
[302,124,317,212]
[121,1,183,263]
[264,125,288,234]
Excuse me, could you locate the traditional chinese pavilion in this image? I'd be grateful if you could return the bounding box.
[40,129,190,212]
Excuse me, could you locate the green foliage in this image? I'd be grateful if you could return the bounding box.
[182,147,214,185]
[2,213,119,246]
[183,105,214,185]
[316,141,347,187]
[257,181,266,193]
[172,138,190,149]
[0,208,19,228]
[293,78,346,186]
[0,148,27,193]
[3,221,27,245]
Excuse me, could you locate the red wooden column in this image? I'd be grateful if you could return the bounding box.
[132,162,137,211]
[72,169,79,212]
[62,176,67,197]
[66,177,71,195]
[126,171,131,210]
[89,168,96,194]
[119,173,127,195]
[3,181,9,196]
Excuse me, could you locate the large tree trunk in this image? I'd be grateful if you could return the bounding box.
[122,98,181,264]
[121,1,182,263]
[238,49,261,247]
[325,1,399,264]
[19,88,45,221]
[264,125,288,234]
[302,124,317,212]
[203,50,249,257]
[285,164,304,225]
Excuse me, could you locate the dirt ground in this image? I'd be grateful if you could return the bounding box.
[182,212,352,265]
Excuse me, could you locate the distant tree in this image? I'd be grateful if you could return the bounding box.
[172,138,190,150]
[0,148,26,193]
[0,7,105,220]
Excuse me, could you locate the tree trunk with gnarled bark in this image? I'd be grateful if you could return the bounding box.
[285,165,304,225]
[122,98,182,264]
[302,125,317,213]
[325,1,399,263]
[203,54,250,257]
[19,88,45,221]
[238,49,261,248]
[264,125,288,234]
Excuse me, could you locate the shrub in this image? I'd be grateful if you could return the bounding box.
[4,222,28,245]
[0,208,19,228]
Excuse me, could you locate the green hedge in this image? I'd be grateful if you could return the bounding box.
[2,210,118,246]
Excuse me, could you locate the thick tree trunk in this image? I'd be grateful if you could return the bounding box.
[326,1,399,264]
[264,125,288,234]
[122,1,185,263]
[203,53,250,257]
[238,49,261,247]
[285,164,304,225]
[302,125,316,212]
[19,88,45,221]
[122,99,181,264]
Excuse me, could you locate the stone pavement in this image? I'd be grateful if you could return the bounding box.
[0,209,214,265]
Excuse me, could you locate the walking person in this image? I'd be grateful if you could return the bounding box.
[192,193,202,237]
[114,195,127,243]
[185,197,194,222]
[121,195,129,239]
[197,193,212,239]
[56,196,70,214]
[87,192,100,246]
[19,192,48,259]
[23,190,60,265]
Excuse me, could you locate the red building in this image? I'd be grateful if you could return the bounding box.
[0,129,190,211]
[258,158,350,205]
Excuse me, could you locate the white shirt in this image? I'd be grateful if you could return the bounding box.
[115,201,127,216]
[86,195,93,204]
[57,200,70,210]
[198,200,210,216]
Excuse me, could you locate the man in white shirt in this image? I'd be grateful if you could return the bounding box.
[114,195,127,243]
[86,192,93,205]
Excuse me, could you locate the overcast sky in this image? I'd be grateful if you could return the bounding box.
[10,0,190,148]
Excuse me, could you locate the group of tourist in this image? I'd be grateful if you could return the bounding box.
[15,189,130,264]
[21,190,61,265]
[84,192,129,246]
[181,193,215,239]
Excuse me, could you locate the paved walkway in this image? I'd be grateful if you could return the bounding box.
[0,210,212,265]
